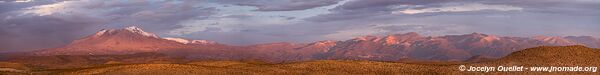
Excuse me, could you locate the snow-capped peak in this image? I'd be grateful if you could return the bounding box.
[124,26,159,38]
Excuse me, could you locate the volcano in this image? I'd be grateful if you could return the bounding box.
[34,26,214,55]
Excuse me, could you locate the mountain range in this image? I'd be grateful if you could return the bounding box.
[5,45,599,74]
[30,26,600,62]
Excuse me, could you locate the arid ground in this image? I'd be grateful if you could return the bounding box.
[2,45,599,75]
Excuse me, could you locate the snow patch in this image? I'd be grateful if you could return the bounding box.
[163,37,216,44]
[163,38,190,44]
[481,36,500,42]
[94,29,109,36]
[125,26,159,38]
[191,40,217,44]
[533,36,577,44]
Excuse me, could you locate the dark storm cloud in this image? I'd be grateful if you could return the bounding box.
[214,0,343,11]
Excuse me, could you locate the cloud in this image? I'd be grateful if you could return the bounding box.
[204,0,600,45]
[392,3,523,15]
[306,0,599,22]
[0,0,217,51]
[214,0,343,11]
[302,0,599,41]
[13,0,31,3]
[0,13,106,51]
[20,0,68,16]
[303,0,420,22]
[13,0,218,33]
[0,0,58,13]
[323,24,467,40]
[1,0,599,51]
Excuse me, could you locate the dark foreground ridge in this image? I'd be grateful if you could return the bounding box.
[2,45,599,75]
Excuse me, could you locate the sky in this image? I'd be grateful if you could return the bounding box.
[0,0,599,52]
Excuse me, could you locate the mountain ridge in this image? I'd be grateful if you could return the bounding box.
[7,45,599,75]
[31,26,600,62]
